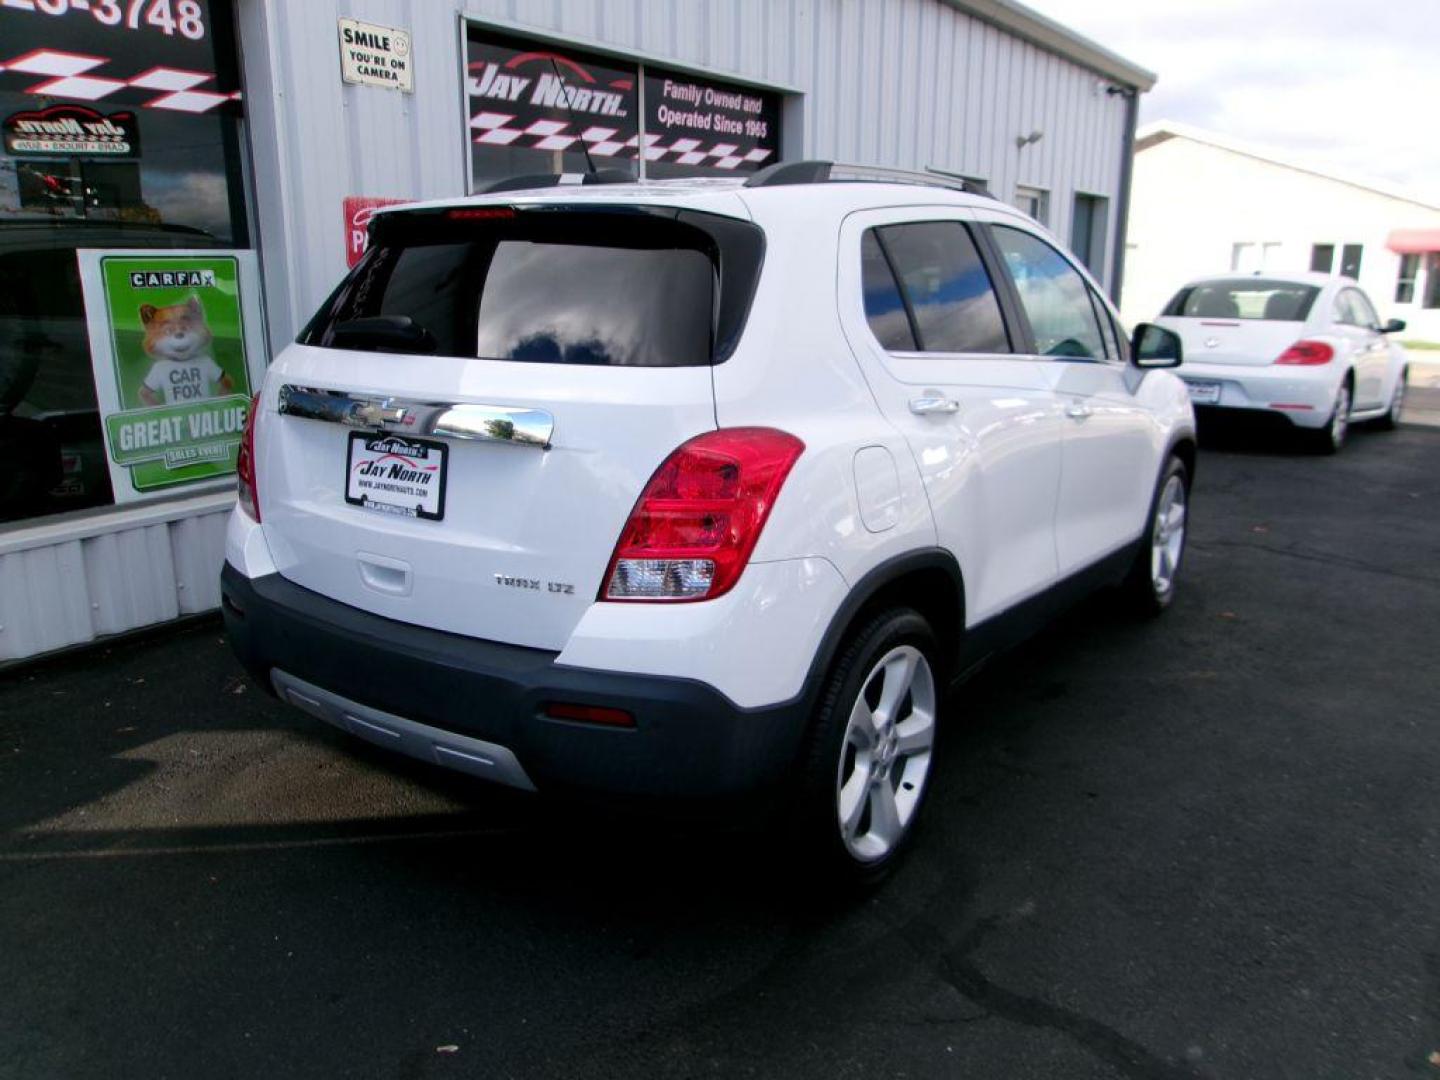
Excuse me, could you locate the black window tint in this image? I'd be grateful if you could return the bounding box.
[302,209,764,366]
[475,242,712,366]
[861,230,917,351]
[993,226,1105,359]
[874,222,1009,353]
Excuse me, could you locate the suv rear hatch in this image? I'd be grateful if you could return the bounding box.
[255,202,764,650]
[1157,277,1321,367]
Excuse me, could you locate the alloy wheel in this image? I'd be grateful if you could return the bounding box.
[1389,378,1406,425]
[1150,473,1187,598]
[835,645,936,862]
[1330,383,1351,449]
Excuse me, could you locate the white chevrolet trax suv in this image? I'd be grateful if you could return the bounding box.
[222,162,1196,881]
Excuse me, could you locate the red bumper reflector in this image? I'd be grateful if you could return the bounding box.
[543,702,636,728]
[1269,403,1315,411]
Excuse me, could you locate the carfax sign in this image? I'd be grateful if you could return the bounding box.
[77,249,268,505]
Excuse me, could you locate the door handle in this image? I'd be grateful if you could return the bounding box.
[909,395,959,415]
[1065,402,1094,421]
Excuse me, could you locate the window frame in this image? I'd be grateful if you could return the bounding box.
[1340,243,1364,279]
[857,218,1018,359]
[1396,253,1420,305]
[1012,185,1051,227]
[982,220,1123,367]
[1426,253,1440,310]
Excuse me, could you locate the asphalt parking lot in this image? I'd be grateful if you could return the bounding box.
[3,420,1439,1080]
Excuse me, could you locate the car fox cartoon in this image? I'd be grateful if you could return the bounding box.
[137,295,233,407]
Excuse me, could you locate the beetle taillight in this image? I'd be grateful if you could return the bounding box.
[1275,340,1334,365]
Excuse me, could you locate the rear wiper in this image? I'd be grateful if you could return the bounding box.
[330,315,437,354]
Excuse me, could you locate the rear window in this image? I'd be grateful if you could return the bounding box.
[1163,279,1319,322]
[300,207,764,366]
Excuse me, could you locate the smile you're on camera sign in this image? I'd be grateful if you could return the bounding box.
[338,18,413,93]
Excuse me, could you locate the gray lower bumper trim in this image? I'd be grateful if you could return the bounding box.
[271,669,537,792]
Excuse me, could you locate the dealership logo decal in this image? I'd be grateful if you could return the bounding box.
[3,104,139,156]
[468,52,629,117]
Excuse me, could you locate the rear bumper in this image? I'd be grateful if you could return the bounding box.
[1178,362,1337,429]
[220,564,811,800]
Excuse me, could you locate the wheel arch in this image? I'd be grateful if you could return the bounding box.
[800,549,966,709]
[1168,432,1197,484]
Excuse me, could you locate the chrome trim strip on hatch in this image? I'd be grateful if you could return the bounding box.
[277,385,553,448]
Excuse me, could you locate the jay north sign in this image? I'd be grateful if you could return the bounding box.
[3,104,140,157]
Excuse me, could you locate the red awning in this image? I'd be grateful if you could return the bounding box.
[1387,228,1440,254]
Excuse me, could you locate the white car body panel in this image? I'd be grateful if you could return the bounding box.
[555,556,847,709]
[253,345,717,651]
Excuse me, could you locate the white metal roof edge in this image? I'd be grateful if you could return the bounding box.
[946,0,1157,91]
[1137,120,1440,212]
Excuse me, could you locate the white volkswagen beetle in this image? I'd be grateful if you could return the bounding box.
[1154,272,1409,452]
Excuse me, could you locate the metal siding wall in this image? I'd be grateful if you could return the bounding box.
[0,506,231,663]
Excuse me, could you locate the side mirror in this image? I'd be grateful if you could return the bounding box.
[1131,322,1183,368]
[1380,317,1406,334]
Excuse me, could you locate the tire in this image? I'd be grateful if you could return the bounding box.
[788,608,940,887]
[1307,379,1351,454]
[1121,454,1190,616]
[1376,367,1408,431]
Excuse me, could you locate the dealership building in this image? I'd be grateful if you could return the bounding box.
[0,0,1153,664]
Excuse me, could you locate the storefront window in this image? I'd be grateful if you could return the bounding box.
[466,30,641,187]
[0,0,246,524]
[465,28,782,189]
[643,66,780,178]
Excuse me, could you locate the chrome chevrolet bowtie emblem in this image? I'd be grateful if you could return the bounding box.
[348,401,408,427]
[1203,337,1220,349]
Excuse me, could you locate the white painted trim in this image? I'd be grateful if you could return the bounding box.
[0,492,236,557]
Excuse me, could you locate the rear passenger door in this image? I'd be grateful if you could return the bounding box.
[985,222,1158,577]
[838,209,1068,625]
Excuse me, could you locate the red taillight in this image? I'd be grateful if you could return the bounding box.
[601,428,805,603]
[236,392,260,521]
[1275,340,1334,365]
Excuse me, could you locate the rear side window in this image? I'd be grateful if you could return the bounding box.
[1162,279,1319,322]
[861,231,917,350]
[1336,289,1379,329]
[861,222,1010,354]
[991,225,1106,359]
[300,208,764,366]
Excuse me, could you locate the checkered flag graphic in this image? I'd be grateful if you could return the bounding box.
[0,48,240,113]
[470,112,774,170]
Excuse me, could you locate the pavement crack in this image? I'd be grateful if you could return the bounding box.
[1189,539,1440,586]
[897,914,1208,1080]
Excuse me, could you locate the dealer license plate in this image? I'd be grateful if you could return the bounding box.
[1186,380,1221,405]
[345,432,447,521]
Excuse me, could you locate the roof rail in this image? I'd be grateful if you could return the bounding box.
[743,160,995,199]
[478,169,633,195]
